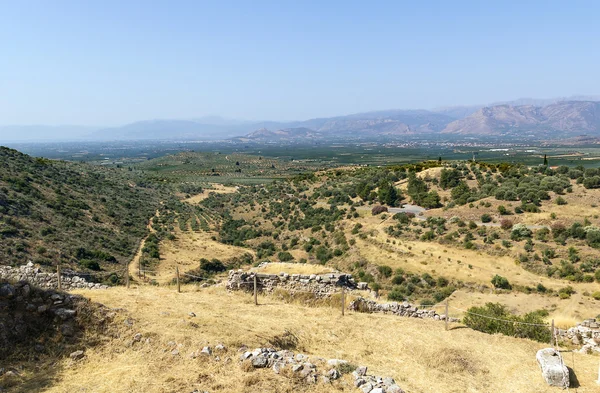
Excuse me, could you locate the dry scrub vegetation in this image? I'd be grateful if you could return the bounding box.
[17,285,597,393]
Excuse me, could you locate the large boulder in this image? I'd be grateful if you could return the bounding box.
[536,348,569,388]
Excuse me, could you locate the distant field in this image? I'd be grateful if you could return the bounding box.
[9,140,600,169]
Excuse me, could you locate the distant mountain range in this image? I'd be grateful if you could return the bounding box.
[1,95,600,142]
[441,101,600,136]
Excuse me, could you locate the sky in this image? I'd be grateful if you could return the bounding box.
[1,0,599,126]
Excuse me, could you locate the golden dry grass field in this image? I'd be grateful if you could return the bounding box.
[20,285,600,393]
[183,184,239,205]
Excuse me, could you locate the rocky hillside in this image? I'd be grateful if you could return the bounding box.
[242,101,600,141]
[442,101,600,136]
[0,279,115,361]
[0,147,161,275]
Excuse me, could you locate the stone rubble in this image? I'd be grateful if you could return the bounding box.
[556,318,600,354]
[348,297,459,322]
[227,268,361,298]
[235,346,404,393]
[0,262,109,290]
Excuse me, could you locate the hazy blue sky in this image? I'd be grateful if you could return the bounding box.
[1,0,599,125]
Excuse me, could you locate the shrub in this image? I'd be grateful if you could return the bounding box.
[558,286,575,299]
[481,214,492,223]
[200,258,227,273]
[591,291,600,300]
[491,274,511,289]
[387,286,405,301]
[277,251,294,262]
[511,223,532,241]
[500,219,513,230]
[371,205,388,215]
[391,275,405,285]
[463,303,550,343]
[555,196,567,205]
[79,259,100,271]
[377,265,393,278]
[498,205,510,215]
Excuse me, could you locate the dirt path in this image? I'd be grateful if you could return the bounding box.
[128,210,159,282]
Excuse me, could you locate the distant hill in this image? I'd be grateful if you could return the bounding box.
[91,120,247,140]
[3,95,600,142]
[442,101,600,136]
[242,127,322,140]
[0,147,161,275]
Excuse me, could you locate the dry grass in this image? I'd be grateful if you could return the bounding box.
[351,222,600,294]
[20,285,600,393]
[183,184,238,205]
[144,228,253,285]
[448,289,600,328]
[254,262,336,275]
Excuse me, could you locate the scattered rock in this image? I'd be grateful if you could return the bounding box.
[70,350,85,360]
[327,359,348,367]
[201,346,212,356]
[239,346,403,392]
[251,355,268,368]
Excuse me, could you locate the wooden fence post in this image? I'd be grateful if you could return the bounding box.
[57,264,62,290]
[550,319,555,346]
[445,299,449,331]
[341,286,345,316]
[176,266,181,293]
[254,275,258,306]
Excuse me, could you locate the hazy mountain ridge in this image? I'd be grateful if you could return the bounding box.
[2,95,600,142]
[442,101,600,136]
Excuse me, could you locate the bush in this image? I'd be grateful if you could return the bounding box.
[200,258,227,273]
[481,214,492,223]
[499,218,513,230]
[391,275,405,285]
[591,291,600,300]
[511,223,532,240]
[277,251,294,262]
[491,274,511,289]
[79,259,101,271]
[558,286,575,298]
[371,205,388,215]
[498,205,510,215]
[555,196,567,205]
[463,303,550,343]
[387,286,405,301]
[377,265,393,278]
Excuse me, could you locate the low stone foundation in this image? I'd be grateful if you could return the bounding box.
[0,279,97,359]
[0,262,109,290]
[226,269,359,298]
[348,297,459,322]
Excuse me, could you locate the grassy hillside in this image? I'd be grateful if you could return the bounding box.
[0,147,162,278]
[13,285,598,393]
